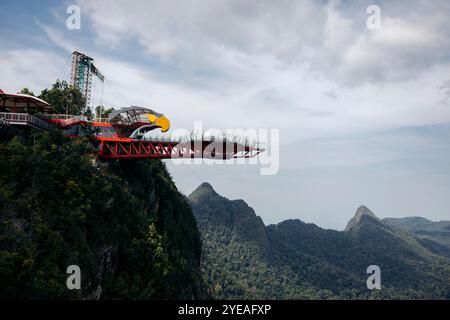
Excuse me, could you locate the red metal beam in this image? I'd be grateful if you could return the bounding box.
[99,140,176,159]
[98,139,261,160]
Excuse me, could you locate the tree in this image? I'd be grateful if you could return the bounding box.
[0,131,205,299]
[19,88,35,96]
[95,105,115,120]
[39,80,87,116]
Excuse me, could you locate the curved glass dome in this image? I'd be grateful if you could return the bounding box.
[108,106,164,125]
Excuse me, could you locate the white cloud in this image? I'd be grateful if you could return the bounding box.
[70,0,450,139]
[0,49,65,93]
[4,43,449,146]
[37,21,76,53]
[78,0,450,86]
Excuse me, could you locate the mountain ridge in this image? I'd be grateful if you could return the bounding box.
[383,216,450,258]
[189,182,450,299]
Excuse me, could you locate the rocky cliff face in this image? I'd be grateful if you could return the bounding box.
[0,132,204,299]
[345,205,381,231]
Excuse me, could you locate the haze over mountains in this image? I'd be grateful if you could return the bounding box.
[188,182,450,299]
[383,217,450,259]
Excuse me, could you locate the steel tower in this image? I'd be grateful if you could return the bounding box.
[70,51,104,109]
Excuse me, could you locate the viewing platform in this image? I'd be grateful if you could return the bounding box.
[0,112,56,132]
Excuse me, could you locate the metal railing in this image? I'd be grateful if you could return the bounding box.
[40,114,110,123]
[0,112,56,132]
[92,117,110,123]
[40,114,87,121]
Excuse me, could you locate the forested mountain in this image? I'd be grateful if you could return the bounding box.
[383,217,450,258]
[189,183,450,299]
[189,182,311,299]
[0,132,204,299]
[383,217,450,233]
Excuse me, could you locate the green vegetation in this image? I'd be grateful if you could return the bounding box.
[383,217,450,258]
[19,88,35,96]
[0,130,204,299]
[95,105,114,119]
[38,80,88,117]
[189,183,450,299]
[189,183,325,299]
[21,80,112,120]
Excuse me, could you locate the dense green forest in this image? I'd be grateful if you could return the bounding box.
[383,217,450,257]
[189,183,450,299]
[0,131,204,299]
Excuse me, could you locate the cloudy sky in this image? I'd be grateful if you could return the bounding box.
[1,0,450,229]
